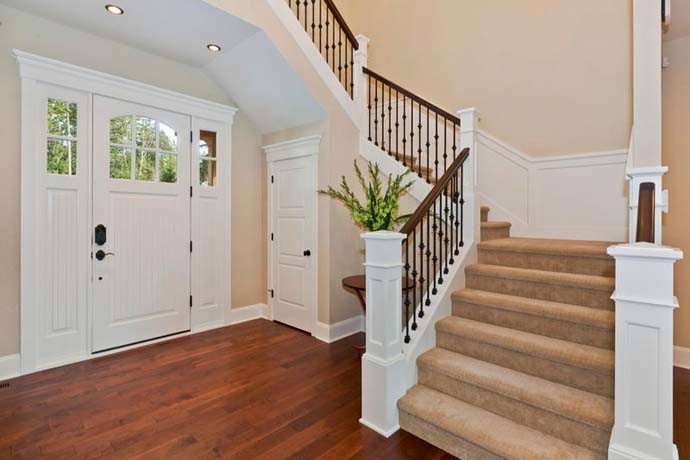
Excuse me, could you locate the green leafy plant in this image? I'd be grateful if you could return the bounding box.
[319,160,414,231]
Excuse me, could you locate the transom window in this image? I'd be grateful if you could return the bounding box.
[47,98,78,175]
[109,116,178,183]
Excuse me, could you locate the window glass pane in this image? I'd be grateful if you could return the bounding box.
[47,139,77,175]
[110,116,132,145]
[200,159,217,187]
[48,98,77,137]
[199,130,217,187]
[159,154,178,183]
[110,147,132,179]
[135,117,156,149]
[159,123,177,152]
[135,150,156,181]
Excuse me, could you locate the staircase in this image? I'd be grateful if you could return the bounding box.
[397,208,615,459]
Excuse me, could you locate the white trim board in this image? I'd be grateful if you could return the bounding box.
[228,304,270,325]
[0,354,20,382]
[313,315,365,344]
[675,346,690,370]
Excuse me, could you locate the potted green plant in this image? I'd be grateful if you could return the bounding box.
[319,160,414,231]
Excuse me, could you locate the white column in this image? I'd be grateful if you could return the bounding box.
[360,230,407,437]
[627,167,668,244]
[457,108,480,245]
[608,243,683,460]
[632,0,662,168]
[353,34,370,130]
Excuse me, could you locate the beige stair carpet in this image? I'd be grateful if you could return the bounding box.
[398,207,617,459]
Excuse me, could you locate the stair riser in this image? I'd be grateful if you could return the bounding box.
[436,331,614,397]
[452,301,614,349]
[419,368,611,453]
[399,411,501,460]
[478,249,615,277]
[466,273,614,310]
[481,227,510,242]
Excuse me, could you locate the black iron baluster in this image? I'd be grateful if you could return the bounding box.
[404,239,411,343]
[459,162,465,250]
[411,228,418,331]
[343,41,349,95]
[296,0,300,21]
[303,0,308,30]
[434,113,439,180]
[350,43,355,97]
[380,82,386,151]
[438,183,445,286]
[424,208,431,309]
[432,194,438,295]
[367,74,372,142]
[418,214,425,318]
[395,90,399,161]
[324,12,329,64]
[443,179,450,276]
[338,28,343,85]
[388,86,392,156]
[318,0,322,52]
[311,0,316,41]
[449,169,456,266]
[417,102,423,179]
[426,107,430,184]
[409,99,414,170]
[331,20,336,73]
[374,78,379,146]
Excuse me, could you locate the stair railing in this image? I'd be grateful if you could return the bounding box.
[363,68,462,184]
[399,148,469,343]
[285,0,359,97]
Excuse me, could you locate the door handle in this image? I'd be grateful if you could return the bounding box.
[303,250,311,257]
[95,250,115,261]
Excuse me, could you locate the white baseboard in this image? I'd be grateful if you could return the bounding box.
[674,346,690,370]
[313,315,364,343]
[0,354,20,382]
[359,417,399,438]
[228,303,269,325]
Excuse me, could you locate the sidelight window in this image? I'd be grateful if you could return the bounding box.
[199,130,217,187]
[46,98,78,175]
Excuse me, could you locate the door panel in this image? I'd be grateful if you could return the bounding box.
[92,96,191,352]
[271,156,315,332]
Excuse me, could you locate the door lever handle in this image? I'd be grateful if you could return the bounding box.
[303,250,311,257]
[95,250,115,261]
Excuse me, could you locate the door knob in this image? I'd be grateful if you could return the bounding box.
[95,250,115,261]
[303,250,311,257]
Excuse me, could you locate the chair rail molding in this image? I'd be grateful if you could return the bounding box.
[608,243,683,460]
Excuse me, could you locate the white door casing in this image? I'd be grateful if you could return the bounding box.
[17,50,237,374]
[92,97,192,352]
[264,136,320,334]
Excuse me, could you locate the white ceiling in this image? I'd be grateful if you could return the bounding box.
[1,0,259,67]
[1,0,326,132]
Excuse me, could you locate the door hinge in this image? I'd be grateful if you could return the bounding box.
[271,175,274,184]
[271,233,274,241]
[190,241,193,252]
[190,186,193,197]
[269,289,274,299]
[190,131,193,144]
[190,295,193,307]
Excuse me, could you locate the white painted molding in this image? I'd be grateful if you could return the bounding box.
[228,304,269,325]
[0,354,20,382]
[675,346,690,370]
[313,315,364,344]
[13,50,238,122]
[262,134,322,162]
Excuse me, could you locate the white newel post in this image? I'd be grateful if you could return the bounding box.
[608,243,683,460]
[457,108,480,244]
[353,34,370,129]
[360,231,407,437]
[626,167,668,244]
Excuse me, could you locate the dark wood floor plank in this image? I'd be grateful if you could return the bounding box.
[0,319,688,459]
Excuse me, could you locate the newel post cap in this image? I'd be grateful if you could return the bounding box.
[361,230,406,241]
[607,242,683,261]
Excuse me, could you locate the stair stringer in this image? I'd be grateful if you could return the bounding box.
[359,137,431,202]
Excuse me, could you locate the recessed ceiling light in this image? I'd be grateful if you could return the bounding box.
[105,4,124,15]
[207,44,222,52]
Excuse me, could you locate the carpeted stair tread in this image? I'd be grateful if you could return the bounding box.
[435,316,614,374]
[452,289,614,330]
[418,348,614,430]
[479,237,616,258]
[481,221,511,229]
[466,264,615,291]
[398,385,604,460]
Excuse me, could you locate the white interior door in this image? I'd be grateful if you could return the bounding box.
[92,96,191,352]
[270,155,316,333]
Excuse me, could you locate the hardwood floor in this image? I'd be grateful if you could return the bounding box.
[0,320,452,459]
[0,319,688,459]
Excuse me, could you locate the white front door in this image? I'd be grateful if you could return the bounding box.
[92,96,191,352]
[270,155,316,333]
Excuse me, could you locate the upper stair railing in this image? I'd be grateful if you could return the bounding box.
[363,68,462,184]
[285,0,358,97]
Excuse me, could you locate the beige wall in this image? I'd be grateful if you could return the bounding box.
[0,4,267,355]
[662,35,690,349]
[338,0,633,157]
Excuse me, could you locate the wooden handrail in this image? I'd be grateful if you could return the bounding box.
[399,148,470,236]
[323,0,359,50]
[363,67,461,125]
